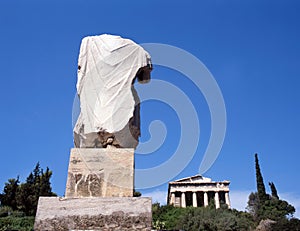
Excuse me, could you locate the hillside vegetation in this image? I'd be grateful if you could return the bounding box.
[0,155,300,231]
[0,163,56,230]
[152,154,300,231]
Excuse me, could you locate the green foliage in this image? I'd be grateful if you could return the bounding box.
[152,203,255,231]
[0,162,56,230]
[247,192,259,218]
[0,162,56,216]
[177,207,255,231]
[255,154,268,203]
[133,190,141,197]
[261,197,295,221]
[153,201,299,231]
[269,182,279,199]
[16,163,56,216]
[0,207,13,218]
[152,203,185,229]
[152,219,166,230]
[0,215,34,231]
[248,153,296,226]
[0,178,19,211]
[270,218,300,231]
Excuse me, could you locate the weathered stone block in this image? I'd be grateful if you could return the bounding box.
[65,148,134,197]
[34,197,152,231]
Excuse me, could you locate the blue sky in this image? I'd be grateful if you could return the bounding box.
[0,0,300,217]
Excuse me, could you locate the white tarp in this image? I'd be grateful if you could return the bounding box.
[74,34,151,136]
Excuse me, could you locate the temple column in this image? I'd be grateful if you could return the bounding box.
[225,192,231,208]
[204,192,208,207]
[192,192,197,207]
[214,191,220,209]
[170,192,175,205]
[181,192,186,208]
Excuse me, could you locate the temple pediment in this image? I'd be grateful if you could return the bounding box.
[170,174,212,183]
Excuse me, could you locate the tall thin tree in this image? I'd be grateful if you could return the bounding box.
[255,153,268,203]
[269,182,279,199]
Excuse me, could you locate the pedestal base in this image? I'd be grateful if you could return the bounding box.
[65,148,134,197]
[34,197,152,231]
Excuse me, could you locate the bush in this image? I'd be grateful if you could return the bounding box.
[0,207,13,218]
[0,216,34,231]
[270,218,300,231]
[177,207,255,231]
[152,203,255,231]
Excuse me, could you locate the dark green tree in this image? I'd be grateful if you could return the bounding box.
[269,182,279,199]
[39,167,55,196]
[255,153,268,203]
[33,162,41,183]
[152,203,185,230]
[271,218,300,231]
[16,172,37,215]
[16,163,56,216]
[0,177,20,210]
[0,162,56,230]
[248,154,295,224]
[263,197,295,220]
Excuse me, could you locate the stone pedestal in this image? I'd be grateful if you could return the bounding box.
[34,197,152,231]
[65,148,134,197]
[34,148,152,230]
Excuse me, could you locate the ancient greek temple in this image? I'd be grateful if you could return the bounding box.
[167,175,230,209]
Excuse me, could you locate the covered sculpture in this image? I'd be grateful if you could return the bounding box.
[73,34,152,148]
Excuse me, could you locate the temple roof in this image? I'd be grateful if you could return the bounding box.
[169,174,230,184]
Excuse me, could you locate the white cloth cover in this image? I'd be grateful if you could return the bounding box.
[74,34,151,135]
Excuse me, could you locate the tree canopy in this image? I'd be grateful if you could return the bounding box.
[248,154,297,229]
[0,162,56,216]
[152,203,255,231]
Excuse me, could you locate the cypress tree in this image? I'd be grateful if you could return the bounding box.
[255,153,268,203]
[269,182,279,199]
